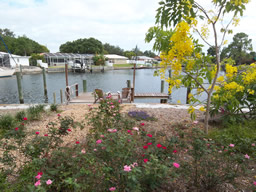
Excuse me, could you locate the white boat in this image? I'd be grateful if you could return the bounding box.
[0,67,15,78]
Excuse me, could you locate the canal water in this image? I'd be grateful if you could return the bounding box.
[0,69,208,104]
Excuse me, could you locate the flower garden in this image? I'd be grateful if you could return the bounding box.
[0,98,255,192]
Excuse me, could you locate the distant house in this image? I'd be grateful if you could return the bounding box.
[0,52,30,68]
[104,54,128,64]
[130,56,156,65]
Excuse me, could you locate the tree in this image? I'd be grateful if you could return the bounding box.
[221,32,253,65]
[207,46,216,64]
[0,28,15,37]
[143,50,157,58]
[103,43,124,55]
[149,0,249,133]
[59,38,103,54]
[124,51,136,60]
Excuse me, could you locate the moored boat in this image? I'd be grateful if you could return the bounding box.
[0,67,15,78]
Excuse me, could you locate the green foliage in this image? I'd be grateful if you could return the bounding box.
[50,104,58,112]
[29,53,46,66]
[209,120,256,155]
[0,114,18,135]
[27,105,45,120]
[0,29,49,56]
[59,37,103,54]
[15,110,26,122]
[221,32,253,65]
[92,54,106,65]
[103,43,124,55]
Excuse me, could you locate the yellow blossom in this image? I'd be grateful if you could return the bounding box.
[248,89,255,95]
[188,106,195,114]
[199,106,206,112]
[177,100,181,104]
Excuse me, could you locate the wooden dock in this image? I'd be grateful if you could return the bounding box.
[69,92,169,103]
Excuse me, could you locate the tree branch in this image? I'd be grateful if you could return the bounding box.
[220,17,234,48]
[183,71,209,94]
[194,28,212,47]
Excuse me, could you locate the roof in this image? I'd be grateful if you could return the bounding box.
[0,51,30,58]
[104,54,128,60]
[42,52,94,58]
[137,56,154,60]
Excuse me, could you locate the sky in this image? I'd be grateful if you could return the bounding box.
[0,0,256,54]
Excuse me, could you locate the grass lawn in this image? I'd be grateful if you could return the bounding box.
[113,64,135,67]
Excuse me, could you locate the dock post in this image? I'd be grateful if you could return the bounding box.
[19,65,23,78]
[168,69,172,95]
[16,72,24,104]
[127,80,131,88]
[161,80,164,93]
[83,80,87,92]
[53,92,56,104]
[42,67,47,97]
[60,89,63,104]
[131,87,134,102]
[75,83,79,97]
[186,86,191,104]
[65,64,70,101]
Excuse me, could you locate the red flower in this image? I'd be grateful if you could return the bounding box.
[15,127,19,131]
[57,114,61,117]
[147,142,152,145]
[44,134,48,136]
[156,144,162,148]
[140,123,145,126]
[143,159,148,163]
[173,150,177,153]
[142,154,145,157]
[21,123,24,126]
[67,129,71,132]
[37,172,43,176]
[76,141,80,144]
[130,133,133,135]
[35,132,40,135]
[147,134,152,138]
[127,130,131,133]
[23,117,28,121]
[143,146,148,149]
[162,146,167,150]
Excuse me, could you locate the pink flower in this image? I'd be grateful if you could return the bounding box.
[147,142,152,145]
[23,117,28,121]
[147,134,152,137]
[162,146,167,150]
[140,123,145,126]
[100,135,104,138]
[35,174,42,179]
[111,102,113,105]
[44,134,48,136]
[124,165,132,172]
[35,131,40,135]
[229,144,235,147]
[111,105,114,109]
[81,148,86,154]
[252,143,255,147]
[156,144,162,148]
[15,127,19,131]
[127,139,131,142]
[244,154,250,159]
[173,150,177,153]
[113,113,116,116]
[132,127,139,131]
[109,187,116,191]
[76,141,80,144]
[143,159,148,163]
[112,129,117,133]
[118,100,121,103]
[46,179,53,185]
[96,139,102,144]
[133,162,138,166]
[67,129,71,132]
[193,120,198,124]
[173,162,180,168]
[127,130,131,133]
[93,148,97,151]
[57,114,61,117]
[143,146,148,149]
[254,181,256,186]
[34,180,41,186]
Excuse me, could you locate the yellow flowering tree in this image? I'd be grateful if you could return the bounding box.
[148,0,250,133]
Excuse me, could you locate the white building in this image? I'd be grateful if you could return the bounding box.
[0,52,30,68]
[104,54,128,64]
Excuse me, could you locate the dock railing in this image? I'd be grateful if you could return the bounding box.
[65,83,78,104]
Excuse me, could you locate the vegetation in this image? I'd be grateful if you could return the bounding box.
[29,53,46,66]
[92,54,107,65]
[147,0,251,133]
[0,28,49,56]
[0,98,255,191]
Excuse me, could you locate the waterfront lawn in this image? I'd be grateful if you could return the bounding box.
[113,64,135,68]
[0,101,255,191]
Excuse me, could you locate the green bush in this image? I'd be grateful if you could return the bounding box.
[50,104,58,112]
[15,110,26,122]
[0,114,18,135]
[27,104,45,120]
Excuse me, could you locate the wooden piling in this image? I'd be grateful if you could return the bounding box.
[65,64,70,101]
[127,80,131,88]
[83,80,87,92]
[42,68,47,96]
[60,89,63,104]
[16,72,24,104]
[168,69,172,95]
[53,92,56,104]
[75,83,79,97]
[161,80,164,93]
[19,65,23,78]
[186,86,191,104]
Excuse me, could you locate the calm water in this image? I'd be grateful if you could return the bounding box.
[0,69,208,104]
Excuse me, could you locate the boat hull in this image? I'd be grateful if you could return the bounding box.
[0,68,15,78]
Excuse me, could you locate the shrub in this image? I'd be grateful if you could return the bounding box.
[50,104,58,112]
[27,104,45,120]
[0,114,18,135]
[15,110,26,122]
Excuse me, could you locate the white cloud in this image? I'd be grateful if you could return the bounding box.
[0,0,255,54]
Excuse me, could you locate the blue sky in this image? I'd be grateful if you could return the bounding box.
[1,0,256,54]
